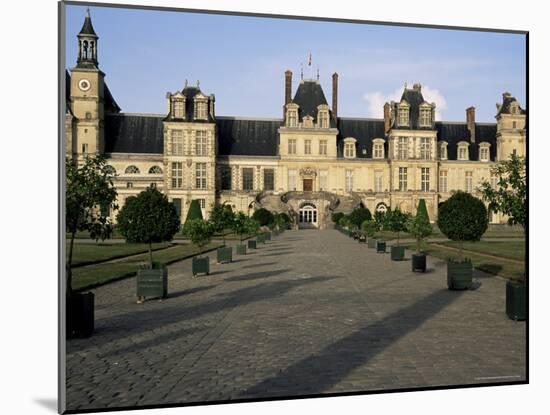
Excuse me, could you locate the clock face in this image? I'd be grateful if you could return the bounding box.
[78,79,91,92]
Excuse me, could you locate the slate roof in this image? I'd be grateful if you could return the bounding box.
[104,114,164,154]
[336,118,386,158]
[216,117,281,156]
[435,122,497,161]
[496,93,526,116]
[78,11,97,37]
[292,80,336,127]
[392,86,435,130]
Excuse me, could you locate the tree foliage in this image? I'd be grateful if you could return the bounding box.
[348,207,372,229]
[361,220,379,237]
[66,155,118,294]
[385,208,411,245]
[184,199,203,225]
[374,211,387,230]
[183,219,214,255]
[116,187,180,268]
[231,212,250,242]
[479,153,526,229]
[252,208,275,226]
[331,212,345,224]
[406,199,432,253]
[209,203,235,245]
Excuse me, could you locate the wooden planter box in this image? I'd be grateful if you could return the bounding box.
[264,232,271,241]
[506,280,526,321]
[367,238,377,249]
[137,265,168,300]
[376,241,386,253]
[412,253,427,272]
[236,244,247,255]
[447,261,473,290]
[192,256,210,276]
[257,234,266,244]
[67,292,94,338]
[248,240,257,249]
[390,245,405,261]
[217,246,233,263]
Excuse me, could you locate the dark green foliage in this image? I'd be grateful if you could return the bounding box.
[117,187,181,268]
[407,199,433,253]
[348,207,372,229]
[385,208,411,245]
[331,212,345,224]
[479,154,526,229]
[374,211,386,230]
[66,155,118,294]
[438,191,488,259]
[252,208,275,226]
[361,220,379,237]
[183,219,214,256]
[273,212,287,231]
[278,212,290,224]
[339,215,351,228]
[209,203,235,245]
[246,216,261,235]
[231,212,250,242]
[184,199,203,225]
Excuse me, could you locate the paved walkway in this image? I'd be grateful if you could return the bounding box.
[66,230,526,411]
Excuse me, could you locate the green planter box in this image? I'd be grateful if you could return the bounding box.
[248,240,257,249]
[376,241,386,253]
[367,238,376,249]
[192,256,210,276]
[264,232,271,241]
[447,261,473,290]
[217,246,233,263]
[412,253,427,272]
[390,245,405,261]
[137,265,168,300]
[67,292,94,338]
[236,244,247,255]
[257,234,266,244]
[506,280,526,321]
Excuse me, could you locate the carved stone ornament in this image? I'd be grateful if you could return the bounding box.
[299,167,317,177]
[186,158,193,168]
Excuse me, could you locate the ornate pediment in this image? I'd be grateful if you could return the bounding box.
[299,167,317,177]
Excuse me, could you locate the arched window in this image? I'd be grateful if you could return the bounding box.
[125,165,140,174]
[104,165,116,175]
[376,202,388,213]
[148,166,163,174]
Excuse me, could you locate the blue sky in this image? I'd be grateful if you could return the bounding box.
[65,4,526,122]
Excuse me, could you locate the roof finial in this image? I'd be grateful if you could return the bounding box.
[300,63,304,80]
[197,80,200,88]
[404,81,407,89]
[316,66,319,81]
[184,79,188,88]
[86,7,91,18]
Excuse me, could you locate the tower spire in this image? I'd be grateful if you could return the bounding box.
[77,9,99,68]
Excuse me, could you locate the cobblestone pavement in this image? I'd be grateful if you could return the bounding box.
[66,230,526,411]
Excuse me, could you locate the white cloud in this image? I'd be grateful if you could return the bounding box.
[363,84,447,120]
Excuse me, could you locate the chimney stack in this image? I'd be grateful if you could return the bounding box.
[285,70,292,106]
[466,106,476,142]
[384,102,391,134]
[332,72,338,119]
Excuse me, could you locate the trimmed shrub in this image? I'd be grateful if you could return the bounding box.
[407,199,432,253]
[184,199,203,225]
[348,207,372,229]
[252,208,275,226]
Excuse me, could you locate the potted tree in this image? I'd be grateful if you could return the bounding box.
[66,155,117,338]
[362,220,379,249]
[247,217,261,249]
[117,187,180,303]
[232,212,249,255]
[438,191,488,290]
[479,154,526,320]
[386,208,410,261]
[184,219,215,276]
[210,203,235,264]
[406,199,432,272]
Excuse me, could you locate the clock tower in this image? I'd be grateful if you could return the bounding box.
[68,8,105,160]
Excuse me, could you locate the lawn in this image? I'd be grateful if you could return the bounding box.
[401,240,525,280]
[71,242,221,292]
[69,242,174,267]
[373,225,524,241]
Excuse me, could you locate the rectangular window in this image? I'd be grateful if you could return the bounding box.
[465,171,473,193]
[420,137,431,160]
[397,137,408,160]
[480,147,489,161]
[439,170,448,193]
[373,144,384,159]
[421,167,430,191]
[195,130,207,156]
[288,169,296,190]
[172,198,182,219]
[459,146,468,160]
[419,108,431,127]
[263,169,274,191]
[194,101,207,119]
[195,163,207,189]
[198,199,206,209]
[242,168,254,191]
[288,139,296,155]
[171,162,183,188]
[319,112,329,128]
[304,140,311,155]
[490,172,498,189]
[319,170,328,190]
[319,140,327,155]
[220,166,232,190]
[173,100,184,118]
[439,143,447,160]
[344,143,355,158]
[171,130,183,156]
[399,167,408,191]
[345,170,353,192]
[81,143,88,154]
[287,111,297,127]
[398,107,409,126]
[374,170,383,192]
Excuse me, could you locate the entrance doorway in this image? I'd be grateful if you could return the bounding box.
[303,179,313,191]
[298,203,318,228]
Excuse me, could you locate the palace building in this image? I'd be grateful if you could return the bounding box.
[65,11,526,229]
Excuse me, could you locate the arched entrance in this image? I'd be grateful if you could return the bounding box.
[298,203,318,229]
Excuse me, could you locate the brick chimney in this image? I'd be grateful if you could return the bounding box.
[466,106,476,142]
[285,70,292,106]
[332,72,338,119]
[384,102,391,134]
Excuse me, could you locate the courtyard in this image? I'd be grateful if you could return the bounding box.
[66,229,526,411]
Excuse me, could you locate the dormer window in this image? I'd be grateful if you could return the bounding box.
[344,137,357,158]
[173,99,185,118]
[194,98,208,120]
[372,139,385,159]
[419,105,431,127]
[398,104,409,127]
[457,142,469,160]
[439,142,448,160]
[285,103,299,127]
[317,105,330,128]
[479,143,491,162]
[303,116,314,129]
